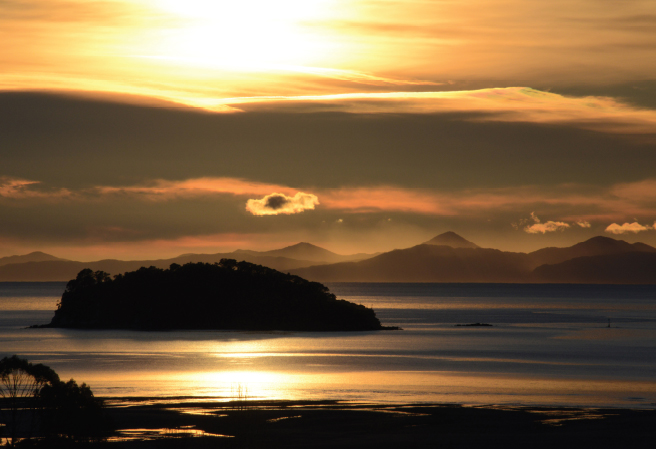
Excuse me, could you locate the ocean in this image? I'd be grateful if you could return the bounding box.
[1,282,655,408]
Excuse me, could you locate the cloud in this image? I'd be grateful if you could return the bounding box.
[605,222,655,234]
[95,177,297,200]
[0,176,72,200]
[320,187,454,215]
[525,221,570,234]
[4,0,656,110]
[246,192,319,216]
[520,213,570,234]
[610,179,656,203]
[5,176,656,224]
[223,88,656,136]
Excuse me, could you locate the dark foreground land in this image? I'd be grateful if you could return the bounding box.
[39,398,655,449]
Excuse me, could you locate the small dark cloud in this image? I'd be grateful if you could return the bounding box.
[264,194,290,210]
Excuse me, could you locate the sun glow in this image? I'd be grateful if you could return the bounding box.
[147,0,339,70]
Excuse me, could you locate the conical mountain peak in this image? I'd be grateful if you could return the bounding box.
[424,232,480,249]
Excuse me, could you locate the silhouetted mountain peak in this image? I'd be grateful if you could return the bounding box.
[424,232,480,249]
[0,251,67,267]
[574,235,655,252]
[580,235,627,247]
[261,242,341,262]
[25,251,51,256]
[528,235,656,268]
[289,242,323,250]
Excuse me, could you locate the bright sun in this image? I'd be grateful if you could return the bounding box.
[150,0,337,70]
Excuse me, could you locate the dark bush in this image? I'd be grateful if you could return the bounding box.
[37,379,107,442]
[0,356,108,446]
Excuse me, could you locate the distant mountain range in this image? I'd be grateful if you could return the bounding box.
[0,243,378,282]
[1,233,655,283]
[290,233,656,284]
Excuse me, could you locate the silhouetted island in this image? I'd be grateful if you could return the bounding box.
[38,260,393,331]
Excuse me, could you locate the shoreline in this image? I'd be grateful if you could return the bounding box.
[99,397,656,448]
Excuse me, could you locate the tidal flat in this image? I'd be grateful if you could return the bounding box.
[99,398,656,448]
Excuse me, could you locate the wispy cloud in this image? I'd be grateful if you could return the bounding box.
[246,192,319,216]
[4,176,656,225]
[223,88,656,136]
[605,222,655,234]
[320,187,454,215]
[0,176,72,200]
[96,177,297,200]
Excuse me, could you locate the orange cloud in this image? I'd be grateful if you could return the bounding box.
[5,176,656,224]
[0,177,72,200]
[610,179,656,203]
[525,221,570,234]
[318,183,654,220]
[226,88,656,136]
[320,188,454,215]
[246,192,319,216]
[95,177,297,200]
[605,222,655,235]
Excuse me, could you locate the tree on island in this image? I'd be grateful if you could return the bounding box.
[45,260,393,331]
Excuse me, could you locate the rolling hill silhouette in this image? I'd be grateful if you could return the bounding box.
[0,245,377,281]
[291,244,530,282]
[291,233,656,284]
[2,234,654,283]
[527,235,656,268]
[235,242,375,263]
[0,251,67,267]
[533,252,656,284]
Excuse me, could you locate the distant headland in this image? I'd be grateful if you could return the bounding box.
[36,260,395,331]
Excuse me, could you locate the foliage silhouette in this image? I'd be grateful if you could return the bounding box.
[0,356,107,447]
[0,356,59,446]
[46,260,390,331]
[37,379,106,443]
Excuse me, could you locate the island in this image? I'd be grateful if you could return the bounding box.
[37,260,395,331]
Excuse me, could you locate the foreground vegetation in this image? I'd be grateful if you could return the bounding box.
[0,356,108,447]
[43,260,390,331]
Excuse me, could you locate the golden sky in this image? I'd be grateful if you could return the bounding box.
[2,0,656,259]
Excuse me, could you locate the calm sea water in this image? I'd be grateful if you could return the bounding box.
[1,282,655,408]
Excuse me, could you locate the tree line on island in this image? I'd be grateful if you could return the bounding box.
[39,260,394,331]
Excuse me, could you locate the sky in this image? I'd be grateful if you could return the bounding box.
[2,0,656,260]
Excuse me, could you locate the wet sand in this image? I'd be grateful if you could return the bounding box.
[101,398,656,448]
